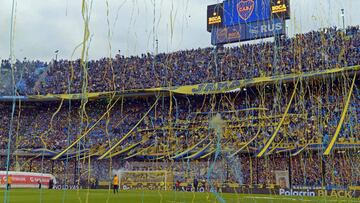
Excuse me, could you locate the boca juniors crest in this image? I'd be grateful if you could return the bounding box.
[237,0,255,21]
[224,0,272,26]
[216,27,228,43]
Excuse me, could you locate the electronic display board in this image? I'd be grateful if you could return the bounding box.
[207,3,224,32]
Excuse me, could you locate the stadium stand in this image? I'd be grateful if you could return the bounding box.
[0,26,359,192]
[0,26,359,95]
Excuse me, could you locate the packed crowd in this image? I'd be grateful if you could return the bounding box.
[0,26,359,189]
[0,26,359,95]
[0,76,359,188]
[1,77,358,150]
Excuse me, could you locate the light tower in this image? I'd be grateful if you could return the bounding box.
[341,9,345,30]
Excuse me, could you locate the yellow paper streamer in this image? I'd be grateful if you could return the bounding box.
[98,97,160,159]
[323,73,357,155]
[257,78,300,157]
[52,96,121,160]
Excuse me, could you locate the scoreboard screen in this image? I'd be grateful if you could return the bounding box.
[271,0,290,19]
[207,3,224,32]
[223,0,271,26]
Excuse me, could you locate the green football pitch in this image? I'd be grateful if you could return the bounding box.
[0,189,358,203]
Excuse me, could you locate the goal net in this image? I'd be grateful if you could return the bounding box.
[117,170,173,191]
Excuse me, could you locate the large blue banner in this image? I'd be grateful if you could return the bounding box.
[223,0,271,26]
[211,18,284,45]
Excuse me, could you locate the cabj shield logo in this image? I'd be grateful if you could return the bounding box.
[237,0,255,21]
[217,28,228,43]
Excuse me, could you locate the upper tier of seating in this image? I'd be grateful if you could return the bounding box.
[0,26,359,96]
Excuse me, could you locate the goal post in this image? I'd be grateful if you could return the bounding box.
[117,170,173,191]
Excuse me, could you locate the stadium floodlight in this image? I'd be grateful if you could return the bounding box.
[54,50,59,61]
[341,9,345,30]
[156,39,159,55]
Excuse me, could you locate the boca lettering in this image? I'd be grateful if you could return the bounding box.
[228,31,241,40]
[272,4,287,13]
[270,0,290,19]
[208,16,222,24]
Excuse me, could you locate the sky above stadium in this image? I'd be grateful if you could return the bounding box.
[0,0,360,61]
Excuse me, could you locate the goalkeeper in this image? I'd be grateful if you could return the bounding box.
[113,175,119,194]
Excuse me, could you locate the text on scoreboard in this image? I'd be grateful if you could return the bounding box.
[271,0,290,19]
[207,3,224,32]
